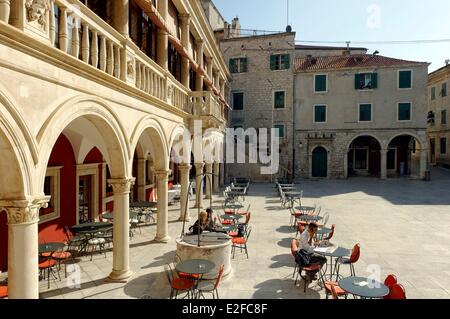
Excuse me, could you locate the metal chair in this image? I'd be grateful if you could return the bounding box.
[231,226,252,259]
[336,244,360,278]
[196,264,225,299]
[164,263,195,299]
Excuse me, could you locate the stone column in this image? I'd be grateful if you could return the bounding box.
[194,163,204,208]
[178,164,191,221]
[113,0,129,37]
[157,0,168,70]
[380,149,387,180]
[204,162,213,199]
[214,70,220,91]
[0,0,10,23]
[107,178,135,282]
[420,148,427,179]
[220,78,225,97]
[219,162,225,186]
[136,158,147,201]
[179,13,190,88]
[205,57,213,91]
[154,170,170,242]
[195,39,204,91]
[1,196,49,299]
[213,162,220,192]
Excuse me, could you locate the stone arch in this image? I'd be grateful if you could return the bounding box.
[345,133,384,151]
[36,95,130,191]
[130,116,169,171]
[0,92,36,198]
[345,134,383,178]
[168,124,192,165]
[387,132,424,149]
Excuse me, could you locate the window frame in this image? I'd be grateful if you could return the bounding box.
[273,124,286,139]
[441,109,447,125]
[273,90,286,110]
[229,57,248,74]
[39,166,62,224]
[440,137,447,155]
[441,82,447,97]
[356,72,377,91]
[353,147,369,171]
[231,91,245,111]
[270,54,290,71]
[431,86,436,100]
[314,74,328,93]
[397,102,412,122]
[313,104,327,124]
[398,69,413,90]
[358,103,373,123]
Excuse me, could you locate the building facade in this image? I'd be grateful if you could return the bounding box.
[427,64,450,167]
[294,53,429,179]
[0,0,229,298]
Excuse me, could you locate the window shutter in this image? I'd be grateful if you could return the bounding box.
[284,54,290,69]
[241,57,248,72]
[270,55,276,70]
[355,74,360,90]
[371,73,378,89]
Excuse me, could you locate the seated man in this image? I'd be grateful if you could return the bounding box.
[205,208,225,233]
[297,222,327,282]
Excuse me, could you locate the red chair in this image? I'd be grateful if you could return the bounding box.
[196,264,225,299]
[336,244,360,278]
[325,224,335,241]
[384,274,398,289]
[231,226,252,259]
[386,283,406,299]
[324,280,347,299]
[329,282,340,299]
[164,263,195,299]
[0,285,7,299]
[39,258,60,289]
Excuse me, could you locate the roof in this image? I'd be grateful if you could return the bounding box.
[294,54,428,72]
[429,64,450,78]
[295,44,367,51]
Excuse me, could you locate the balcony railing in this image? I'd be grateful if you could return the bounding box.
[0,0,206,116]
[191,91,225,121]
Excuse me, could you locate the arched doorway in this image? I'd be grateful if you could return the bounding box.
[387,135,421,177]
[347,136,382,177]
[312,147,328,178]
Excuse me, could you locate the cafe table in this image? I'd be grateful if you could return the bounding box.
[338,276,389,299]
[314,246,350,281]
[220,214,243,223]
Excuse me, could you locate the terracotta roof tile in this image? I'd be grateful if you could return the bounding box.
[294,54,427,72]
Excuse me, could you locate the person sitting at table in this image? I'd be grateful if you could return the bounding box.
[189,211,209,234]
[205,208,227,233]
[297,222,327,282]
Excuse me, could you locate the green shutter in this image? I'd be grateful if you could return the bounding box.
[241,58,248,73]
[315,75,327,92]
[371,73,378,89]
[270,55,277,70]
[399,71,412,88]
[229,59,236,73]
[355,74,361,90]
[284,54,290,69]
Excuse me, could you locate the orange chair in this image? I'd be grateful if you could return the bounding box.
[196,264,225,299]
[324,280,347,299]
[336,244,360,278]
[164,264,195,299]
[39,258,60,289]
[325,224,335,241]
[231,226,252,259]
[384,274,398,289]
[0,285,7,299]
[386,283,406,299]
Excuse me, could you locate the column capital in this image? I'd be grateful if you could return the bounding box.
[0,196,50,225]
[194,162,205,169]
[154,169,171,179]
[178,164,192,172]
[179,13,191,23]
[108,178,136,194]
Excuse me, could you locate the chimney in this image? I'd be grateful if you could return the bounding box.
[446,59,450,66]
[231,17,241,37]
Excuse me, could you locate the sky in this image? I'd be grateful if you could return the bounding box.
[212,0,450,72]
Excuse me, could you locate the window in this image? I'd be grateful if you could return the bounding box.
[442,110,447,125]
[274,91,285,109]
[398,103,412,121]
[359,104,372,122]
[441,138,447,154]
[270,54,290,70]
[431,87,436,100]
[232,92,244,110]
[314,105,327,123]
[229,58,248,73]
[39,167,61,223]
[355,73,378,90]
[354,149,368,170]
[129,1,158,61]
[273,124,285,138]
[314,74,327,92]
[441,82,447,97]
[399,70,412,89]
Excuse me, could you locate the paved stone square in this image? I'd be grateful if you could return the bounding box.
[38,168,450,299]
